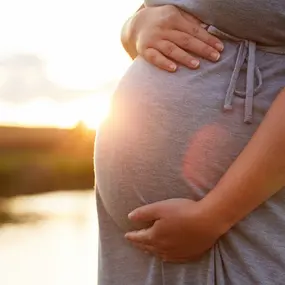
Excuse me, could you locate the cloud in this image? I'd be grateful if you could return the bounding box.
[0,54,96,103]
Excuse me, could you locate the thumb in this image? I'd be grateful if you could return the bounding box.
[128,202,162,222]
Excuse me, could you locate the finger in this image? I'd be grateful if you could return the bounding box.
[132,242,162,255]
[128,201,166,222]
[173,18,224,52]
[167,30,221,62]
[131,242,152,254]
[125,228,153,245]
[129,200,176,222]
[142,48,177,72]
[200,23,209,29]
[154,40,200,69]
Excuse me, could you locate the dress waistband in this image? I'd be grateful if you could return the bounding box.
[208,26,285,124]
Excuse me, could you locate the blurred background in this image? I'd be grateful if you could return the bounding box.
[0,1,141,284]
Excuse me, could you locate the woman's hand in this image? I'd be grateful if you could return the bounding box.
[125,198,227,263]
[125,5,224,72]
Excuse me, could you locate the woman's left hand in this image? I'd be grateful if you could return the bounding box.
[125,198,225,263]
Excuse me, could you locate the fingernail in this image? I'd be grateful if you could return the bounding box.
[190,59,200,68]
[210,52,220,61]
[169,64,177,71]
[215,43,224,52]
[128,212,135,219]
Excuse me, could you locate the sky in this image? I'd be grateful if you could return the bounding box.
[0,0,142,128]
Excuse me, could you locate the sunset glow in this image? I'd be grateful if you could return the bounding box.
[0,93,112,129]
[0,0,141,129]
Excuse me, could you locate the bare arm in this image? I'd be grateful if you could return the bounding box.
[125,87,285,262]
[202,88,285,233]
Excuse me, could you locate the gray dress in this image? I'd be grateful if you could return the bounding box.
[95,1,285,284]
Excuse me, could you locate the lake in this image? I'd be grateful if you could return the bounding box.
[0,190,98,285]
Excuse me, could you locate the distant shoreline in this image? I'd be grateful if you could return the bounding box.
[0,125,96,197]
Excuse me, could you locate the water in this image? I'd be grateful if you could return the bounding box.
[0,191,98,285]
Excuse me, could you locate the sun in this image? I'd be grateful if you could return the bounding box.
[76,93,112,130]
[59,92,112,130]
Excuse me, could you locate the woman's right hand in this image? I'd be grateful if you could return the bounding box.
[127,5,224,72]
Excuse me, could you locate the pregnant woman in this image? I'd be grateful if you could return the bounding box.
[95,1,285,284]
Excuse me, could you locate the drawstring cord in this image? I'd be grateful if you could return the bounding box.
[223,41,262,124]
[207,25,285,124]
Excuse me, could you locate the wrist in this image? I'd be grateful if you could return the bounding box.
[198,192,236,236]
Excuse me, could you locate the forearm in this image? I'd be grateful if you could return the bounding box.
[121,4,144,59]
[202,88,285,233]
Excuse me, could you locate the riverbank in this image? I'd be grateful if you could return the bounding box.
[0,124,96,197]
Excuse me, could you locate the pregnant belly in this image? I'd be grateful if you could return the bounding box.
[95,55,260,232]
